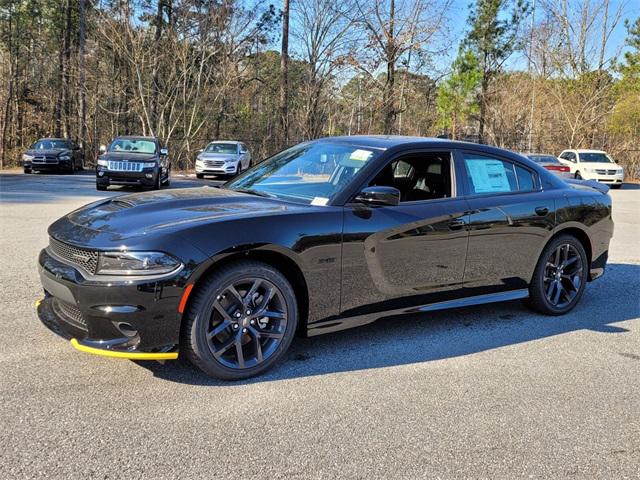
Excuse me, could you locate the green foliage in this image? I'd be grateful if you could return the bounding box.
[436,49,480,137]
[610,17,640,136]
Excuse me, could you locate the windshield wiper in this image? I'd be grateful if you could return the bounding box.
[233,188,276,198]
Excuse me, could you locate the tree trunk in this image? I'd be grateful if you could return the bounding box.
[279,0,290,149]
[78,0,87,152]
[63,0,72,138]
[478,74,488,144]
[382,0,396,135]
[151,0,165,135]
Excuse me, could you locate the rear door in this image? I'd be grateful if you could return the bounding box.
[456,149,556,294]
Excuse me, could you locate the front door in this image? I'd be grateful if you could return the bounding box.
[340,150,470,319]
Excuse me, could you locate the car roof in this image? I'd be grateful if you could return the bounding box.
[36,137,69,141]
[525,153,556,157]
[208,140,242,144]
[562,149,607,154]
[315,135,524,158]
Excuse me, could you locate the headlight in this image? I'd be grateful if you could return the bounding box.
[96,251,181,276]
[22,154,33,161]
[59,154,71,161]
[97,158,109,167]
[196,157,203,163]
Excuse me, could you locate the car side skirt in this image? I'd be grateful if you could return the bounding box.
[307,289,529,336]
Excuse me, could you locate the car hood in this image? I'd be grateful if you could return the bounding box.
[100,152,158,161]
[25,148,70,156]
[49,187,302,246]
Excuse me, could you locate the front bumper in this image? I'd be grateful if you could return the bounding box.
[96,168,159,187]
[581,172,624,184]
[31,160,72,171]
[195,161,238,175]
[37,247,185,358]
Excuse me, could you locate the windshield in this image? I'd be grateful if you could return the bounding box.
[205,143,238,154]
[226,141,380,204]
[33,140,69,150]
[109,139,156,154]
[528,155,560,164]
[580,153,614,163]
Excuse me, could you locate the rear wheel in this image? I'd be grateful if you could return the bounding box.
[610,184,622,189]
[575,171,582,180]
[181,261,298,380]
[527,234,588,315]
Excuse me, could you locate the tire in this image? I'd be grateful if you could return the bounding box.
[196,173,204,179]
[575,172,582,180]
[527,234,588,315]
[162,168,171,186]
[610,184,622,189]
[24,167,32,174]
[181,260,298,380]
[152,173,161,190]
[96,184,107,191]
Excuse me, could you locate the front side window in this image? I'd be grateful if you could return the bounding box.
[463,153,537,194]
[368,152,453,202]
[227,141,381,204]
[109,139,157,154]
[206,143,238,154]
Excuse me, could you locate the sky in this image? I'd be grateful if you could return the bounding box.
[440,0,636,72]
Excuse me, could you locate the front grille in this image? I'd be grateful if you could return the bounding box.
[107,161,144,172]
[607,169,616,175]
[32,155,59,164]
[49,237,98,274]
[53,299,87,330]
[595,169,618,175]
[204,160,226,168]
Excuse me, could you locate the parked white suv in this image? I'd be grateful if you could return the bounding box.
[195,141,251,179]
[558,149,624,189]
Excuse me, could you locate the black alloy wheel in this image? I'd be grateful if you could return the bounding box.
[182,261,298,380]
[528,235,587,315]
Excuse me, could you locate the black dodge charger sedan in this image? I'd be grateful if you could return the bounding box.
[37,136,613,379]
[96,136,170,190]
[22,138,84,174]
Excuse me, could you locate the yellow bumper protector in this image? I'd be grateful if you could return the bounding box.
[70,338,178,360]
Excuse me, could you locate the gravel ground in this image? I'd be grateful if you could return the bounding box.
[1,172,639,479]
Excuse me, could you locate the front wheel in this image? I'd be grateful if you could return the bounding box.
[24,167,32,174]
[610,184,622,189]
[527,235,588,315]
[196,173,204,179]
[181,261,298,380]
[96,184,107,191]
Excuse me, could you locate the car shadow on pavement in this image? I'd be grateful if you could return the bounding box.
[138,263,640,386]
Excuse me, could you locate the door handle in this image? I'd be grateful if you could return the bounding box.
[448,219,466,230]
[535,206,549,216]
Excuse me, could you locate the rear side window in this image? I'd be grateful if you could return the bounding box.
[515,165,535,191]
[463,153,537,194]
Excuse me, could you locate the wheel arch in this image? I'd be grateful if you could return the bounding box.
[542,225,593,272]
[181,245,310,334]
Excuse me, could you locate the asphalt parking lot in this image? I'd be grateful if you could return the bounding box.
[1,172,639,479]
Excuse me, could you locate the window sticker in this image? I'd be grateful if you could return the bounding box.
[466,158,511,193]
[310,197,329,206]
[349,149,373,162]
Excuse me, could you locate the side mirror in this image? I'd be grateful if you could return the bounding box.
[99,145,106,154]
[354,186,401,207]
[198,148,204,154]
[160,148,168,156]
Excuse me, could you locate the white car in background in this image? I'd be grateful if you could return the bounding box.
[195,141,251,179]
[558,149,624,188]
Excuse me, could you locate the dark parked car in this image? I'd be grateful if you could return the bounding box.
[96,136,170,191]
[22,138,84,174]
[37,136,613,379]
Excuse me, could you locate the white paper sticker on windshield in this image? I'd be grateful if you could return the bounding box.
[311,197,329,206]
[349,149,373,162]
